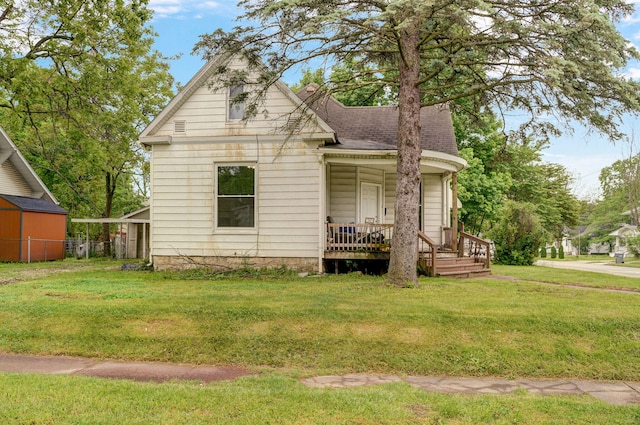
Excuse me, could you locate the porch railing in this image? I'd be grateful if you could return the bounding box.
[459,228,491,270]
[326,223,393,252]
[325,222,490,275]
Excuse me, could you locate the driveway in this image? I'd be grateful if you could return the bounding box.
[535,260,640,278]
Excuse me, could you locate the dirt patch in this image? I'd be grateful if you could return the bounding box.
[0,264,119,286]
[73,361,253,383]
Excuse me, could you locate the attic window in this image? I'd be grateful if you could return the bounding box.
[228,85,245,120]
[174,120,186,134]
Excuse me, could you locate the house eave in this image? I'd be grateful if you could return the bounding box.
[318,147,467,172]
[139,135,172,146]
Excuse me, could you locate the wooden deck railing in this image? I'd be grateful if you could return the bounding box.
[326,223,393,252]
[417,231,438,277]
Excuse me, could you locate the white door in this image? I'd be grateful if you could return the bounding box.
[360,182,381,223]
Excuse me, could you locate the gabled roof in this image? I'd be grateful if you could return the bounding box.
[609,224,638,237]
[295,85,459,156]
[0,194,67,214]
[121,205,149,220]
[0,126,58,204]
[139,55,334,141]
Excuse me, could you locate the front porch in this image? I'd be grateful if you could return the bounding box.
[324,222,491,278]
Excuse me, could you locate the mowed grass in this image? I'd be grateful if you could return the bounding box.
[2,261,640,423]
[2,373,639,425]
[0,262,639,381]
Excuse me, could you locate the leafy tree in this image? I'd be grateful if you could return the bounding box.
[195,0,640,285]
[599,143,640,225]
[0,0,174,253]
[627,235,640,258]
[490,201,547,266]
[457,147,511,235]
[500,138,579,241]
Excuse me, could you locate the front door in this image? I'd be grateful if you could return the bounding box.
[360,182,382,223]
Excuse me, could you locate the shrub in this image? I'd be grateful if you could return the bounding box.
[550,246,557,259]
[489,201,547,266]
[540,246,547,258]
[558,245,564,259]
[627,235,640,258]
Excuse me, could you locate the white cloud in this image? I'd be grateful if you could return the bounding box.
[149,0,185,17]
[624,67,640,79]
[149,0,227,19]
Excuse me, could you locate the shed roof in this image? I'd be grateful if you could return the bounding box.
[0,194,68,214]
[295,85,459,156]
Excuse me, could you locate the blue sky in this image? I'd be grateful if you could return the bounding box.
[147,0,640,200]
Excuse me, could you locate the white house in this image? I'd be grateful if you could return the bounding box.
[609,224,638,258]
[138,55,469,274]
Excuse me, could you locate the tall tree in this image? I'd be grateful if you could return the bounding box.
[0,0,174,253]
[599,135,640,225]
[195,0,640,285]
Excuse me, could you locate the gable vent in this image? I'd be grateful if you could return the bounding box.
[174,120,186,134]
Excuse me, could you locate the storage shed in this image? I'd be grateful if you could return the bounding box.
[0,193,68,262]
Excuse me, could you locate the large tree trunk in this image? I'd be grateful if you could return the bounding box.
[387,26,422,287]
[102,172,115,257]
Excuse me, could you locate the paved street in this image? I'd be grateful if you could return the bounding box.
[535,259,640,278]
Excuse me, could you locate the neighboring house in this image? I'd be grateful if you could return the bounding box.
[561,225,587,256]
[609,224,638,258]
[138,55,468,273]
[0,127,68,262]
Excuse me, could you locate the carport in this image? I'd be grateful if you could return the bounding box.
[71,217,150,260]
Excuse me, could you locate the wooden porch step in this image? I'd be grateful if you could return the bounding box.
[437,268,492,278]
[433,256,490,278]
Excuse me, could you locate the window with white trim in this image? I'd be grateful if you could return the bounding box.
[216,164,255,228]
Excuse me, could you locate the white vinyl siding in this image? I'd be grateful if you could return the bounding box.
[384,173,397,225]
[0,160,33,197]
[152,81,316,139]
[328,165,356,223]
[422,174,443,243]
[150,139,320,258]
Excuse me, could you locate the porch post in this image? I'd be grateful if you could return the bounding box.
[451,172,458,252]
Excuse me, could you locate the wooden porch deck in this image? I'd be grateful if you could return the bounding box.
[325,223,491,278]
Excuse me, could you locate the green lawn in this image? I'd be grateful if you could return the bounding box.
[1,260,639,423]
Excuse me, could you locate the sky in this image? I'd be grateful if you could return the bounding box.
[147,0,640,200]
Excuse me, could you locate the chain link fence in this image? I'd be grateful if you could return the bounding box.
[0,236,129,263]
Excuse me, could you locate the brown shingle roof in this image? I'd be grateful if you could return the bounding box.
[296,85,458,156]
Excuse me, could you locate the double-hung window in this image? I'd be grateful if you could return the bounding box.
[216,164,255,228]
[228,85,245,120]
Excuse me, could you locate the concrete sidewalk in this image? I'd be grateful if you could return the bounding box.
[302,374,640,406]
[1,354,639,406]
